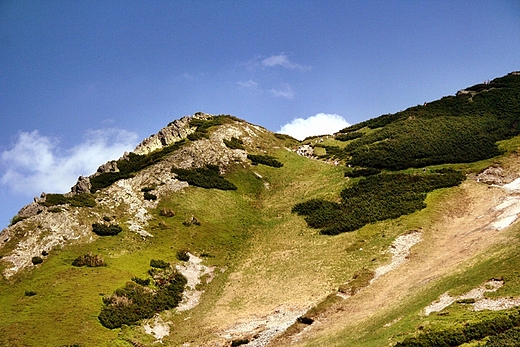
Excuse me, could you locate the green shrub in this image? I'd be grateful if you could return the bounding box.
[131,277,151,286]
[344,167,381,178]
[231,339,250,346]
[92,223,122,236]
[99,268,187,329]
[247,154,283,167]
[394,310,520,347]
[72,252,106,267]
[335,132,363,141]
[150,259,170,268]
[31,256,43,265]
[90,140,187,192]
[40,193,96,208]
[223,137,245,150]
[294,170,465,235]
[9,215,28,226]
[172,165,237,190]
[176,250,190,261]
[143,192,157,201]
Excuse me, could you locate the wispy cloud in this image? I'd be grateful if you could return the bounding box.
[261,54,309,70]
[268,83,295,99]
[238,79,259,89]
[1,129,139,195]
[244,53,310,71]
[278,113,350,140]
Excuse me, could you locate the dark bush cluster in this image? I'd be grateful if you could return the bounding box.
[31,256,43,265]
[90,140,187,192]
[335,132,364,142]
[395,310,520,347]
[92,223,122,236]
[143,191,157,201]
[131,277,151,286]
[223,137,245,150]
[231,339,250,346]
[247,154,283,167]
[330,74,520,171]
[72,252,106,267]
[150,259,170,268]
[176,249,190,261]
[344,167,381,178]
[24,290,37,296]
[187,116,231,141]
[9,215,27,226]
[40,193,96,208]
[98,267,187,329]
[293,170,465,235]
[485,326,520,346]
[344,116,503,170]
[172,164,237,190]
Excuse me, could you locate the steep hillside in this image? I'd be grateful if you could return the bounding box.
[1,73,520,347]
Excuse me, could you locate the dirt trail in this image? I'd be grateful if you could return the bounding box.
[275,177,516,346]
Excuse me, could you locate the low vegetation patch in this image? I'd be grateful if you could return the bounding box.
[247,154,283,167]
[143,191,157,201]
[92,223,123,236]
[172,164,237,190]
[395,309,520,347]
[150,259,170,269]
[344,167,381,178]
[90,139,187,192]
[31,256,43,265]
[188,115,235,141]
[293,169,465,235]
[223,137,245,150]
[9,215,27,226]
[98,266,187,329]
[40,193,96,208]
[176,249,190,261]
[72,252,106,267]
[335,132,364,142]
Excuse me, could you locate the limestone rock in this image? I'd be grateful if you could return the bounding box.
[71,176,91,194]
[16,202,45,218]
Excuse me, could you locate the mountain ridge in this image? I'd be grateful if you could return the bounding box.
[1,72,520,346]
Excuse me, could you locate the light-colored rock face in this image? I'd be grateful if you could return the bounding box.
[0,114,262,279]
[133,115,205,156]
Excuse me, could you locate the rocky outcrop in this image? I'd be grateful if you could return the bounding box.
[70,176,91,194]
[133,113,210,156]
[96,160,119,174]
[16,202,45,219]
[476,165,517,185]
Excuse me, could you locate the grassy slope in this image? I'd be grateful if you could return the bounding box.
[281,140,520,347]
[0,141,395,346]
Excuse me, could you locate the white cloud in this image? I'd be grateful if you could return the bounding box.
[1,129,139,195]
[269,83,295,99]
[278,113,350,141]
[238,79,259,89]
[261,54,309,70]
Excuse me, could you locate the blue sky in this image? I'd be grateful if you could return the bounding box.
[1,1,519,228]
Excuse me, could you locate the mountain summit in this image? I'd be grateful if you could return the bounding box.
[1,73,520,347]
